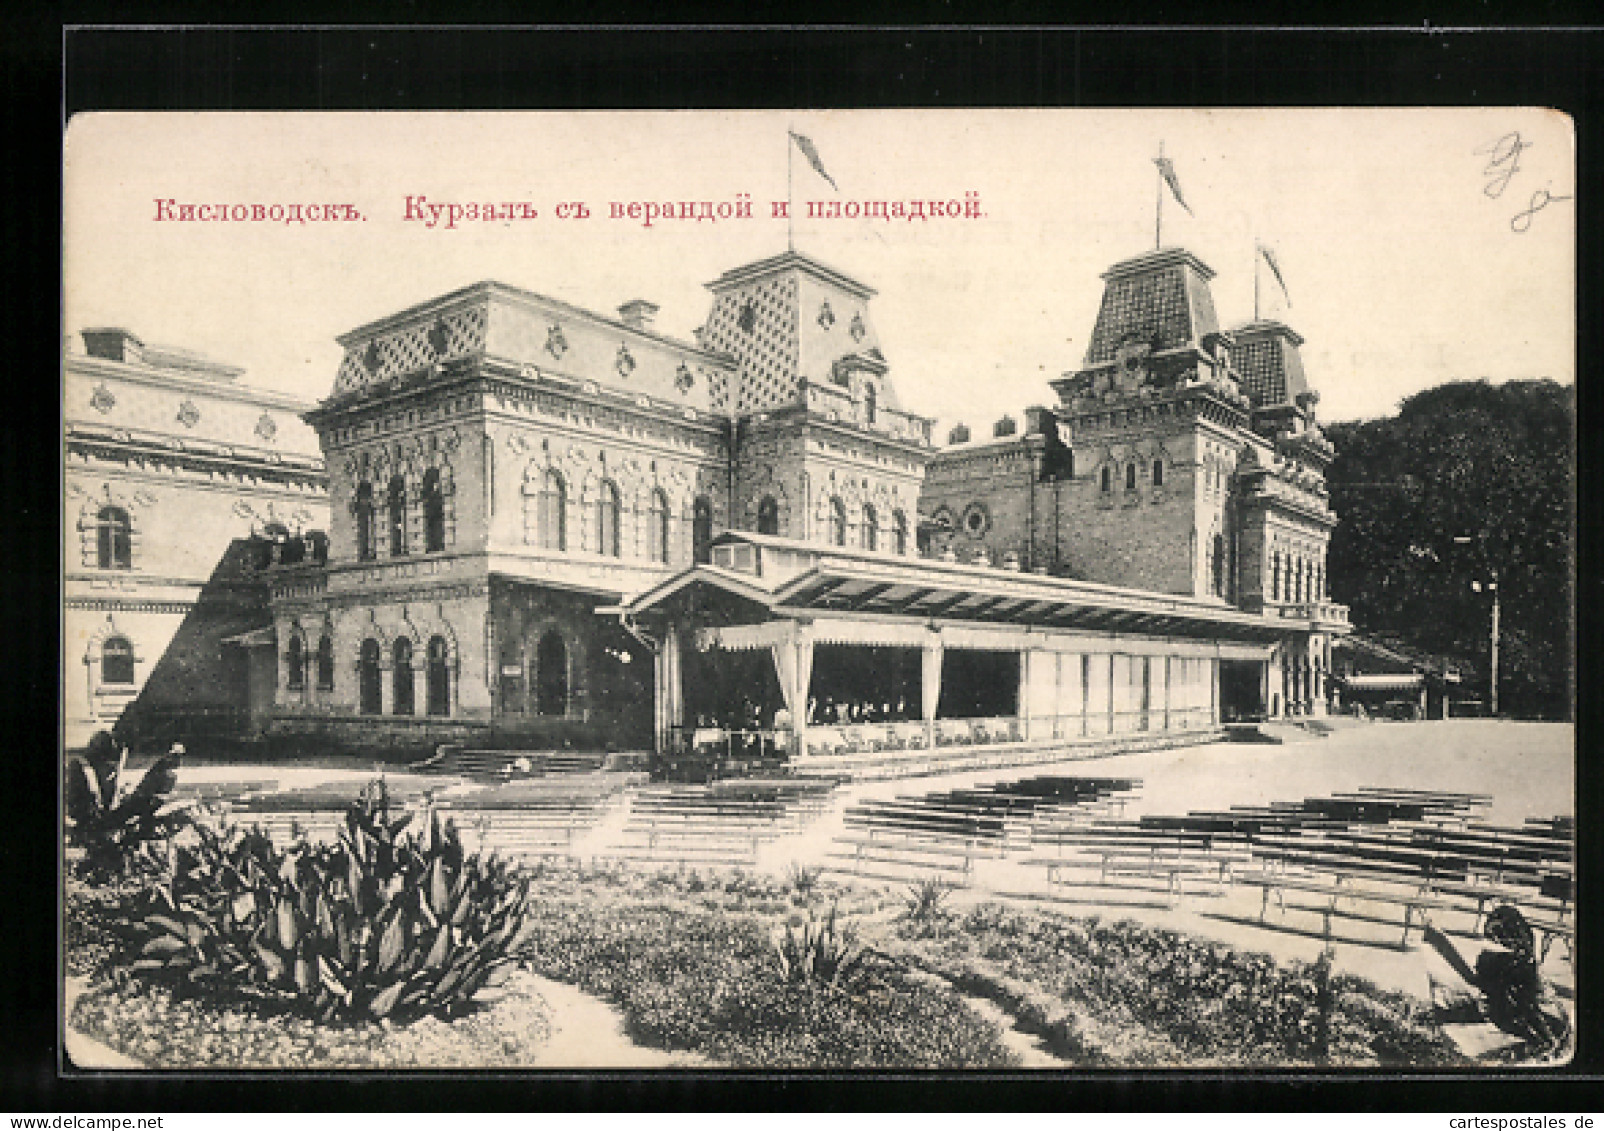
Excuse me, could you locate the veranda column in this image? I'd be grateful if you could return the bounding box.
[793,623,813,759]
[1163,654,1173,732]
[665,624,684,732]
[921,631,943,750]
[1017,648,1032,740]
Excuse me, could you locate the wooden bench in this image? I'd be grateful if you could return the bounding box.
[1234,869,1463,947]
[1017,856,1216,903]
[826,848,976,876]
[1025,852,1233,893]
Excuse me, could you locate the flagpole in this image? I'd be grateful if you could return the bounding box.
[1254,239,1261,321]
[1155,140,1164,249]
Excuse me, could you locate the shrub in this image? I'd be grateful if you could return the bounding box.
[66,732,188,881]
[518,890,1014,1066]
[773,903,865,990]
[132,779,531,1023]
[786,863,822,898]
[904,877,951,920]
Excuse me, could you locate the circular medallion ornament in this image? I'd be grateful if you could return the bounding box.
[962,503,990,537]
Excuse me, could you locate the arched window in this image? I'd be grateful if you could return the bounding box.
[596,480,621,557]
[392,638,414,716]
[316,634,335,691]
[756,495,780,536]
[1212,533,1226,597]
[829,497,847,546]
[1152,458,1164,488]
[692,496,714,563]
[101,636,135,684]
[354,482,375,561]
[864,383,878,425]
[861,503,879,551]
[387,475,408,557]
[286,635,305,691]
[892,510,909,555]
[1126,462,1138,491]
[358,639,381,715]
[536,630,568,717]
[1100,465,1113,493]
[647,489,670,564]
[97,506,131,570]
[422,468,446,553]
[426,635,450,716]
[539,469,567,551]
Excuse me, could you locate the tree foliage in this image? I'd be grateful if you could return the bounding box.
[1324,380,1573,719]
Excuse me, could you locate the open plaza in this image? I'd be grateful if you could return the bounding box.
[65,718,1574,1068]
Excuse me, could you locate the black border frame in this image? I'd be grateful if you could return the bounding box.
[22,20,1602,1112]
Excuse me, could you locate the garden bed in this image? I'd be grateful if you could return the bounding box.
[66,859,1471,1069]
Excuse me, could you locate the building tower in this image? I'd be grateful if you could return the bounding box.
[1229,317,1344,714]
[1047,247,1254,599]
[698,251,934,551]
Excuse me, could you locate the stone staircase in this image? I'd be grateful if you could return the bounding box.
[422,744,610,778]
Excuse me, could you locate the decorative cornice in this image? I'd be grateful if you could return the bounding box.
[65,597,197,614]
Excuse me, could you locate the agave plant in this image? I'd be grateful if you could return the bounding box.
[65,732,188,880]
[786,862,822,898]
[134,779,531,1023]
[773,903,865,990]
[904,877,951,920]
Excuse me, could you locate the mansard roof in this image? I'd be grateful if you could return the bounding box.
[1082,247,1223,368]
[1231,319,1312,410]
[327,280,736,413]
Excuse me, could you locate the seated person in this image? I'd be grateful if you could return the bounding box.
[1421,905,1569,1059]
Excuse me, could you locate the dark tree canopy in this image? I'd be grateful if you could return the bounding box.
[1325,379,1574,720]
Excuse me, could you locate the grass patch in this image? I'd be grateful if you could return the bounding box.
[893,903,1466,1066]
[517,865,1016,1067]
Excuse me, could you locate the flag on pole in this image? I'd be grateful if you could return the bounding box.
[790,130,839,192]
[1153,155,1193,215]
[1259,243,1292,306]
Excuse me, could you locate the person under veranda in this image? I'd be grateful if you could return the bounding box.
[1420,904,1569,1057]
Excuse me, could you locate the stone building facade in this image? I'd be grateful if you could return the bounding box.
[920,248,1347,717]
[260,254,934,755]
[70,244,1350,759]
[63,329,326,748]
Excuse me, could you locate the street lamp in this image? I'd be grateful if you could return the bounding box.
[1454,535,1500,717]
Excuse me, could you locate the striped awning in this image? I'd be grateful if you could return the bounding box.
[621,533,1297,648]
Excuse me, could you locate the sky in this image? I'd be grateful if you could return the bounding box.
[63,109,1574,431]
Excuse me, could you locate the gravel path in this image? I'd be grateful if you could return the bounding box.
[64,978,141,1069]
[522,974,711,1068]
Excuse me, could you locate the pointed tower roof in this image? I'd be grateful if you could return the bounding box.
[1230,319,1311,410]
[1082,247,1222,367]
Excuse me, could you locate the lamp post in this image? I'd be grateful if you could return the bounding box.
[1454,535,1500,717]
[1471,572,1500,717]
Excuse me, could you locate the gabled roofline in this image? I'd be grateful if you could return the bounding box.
[616,563,781,614]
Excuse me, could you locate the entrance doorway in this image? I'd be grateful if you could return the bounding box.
[1219,660,1264,722]
[536,630,569,717]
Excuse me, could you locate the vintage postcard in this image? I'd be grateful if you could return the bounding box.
[62,109,1575,1070]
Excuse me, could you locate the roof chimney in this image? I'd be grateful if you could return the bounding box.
[81,328,144,365]
[618,300,660,331]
